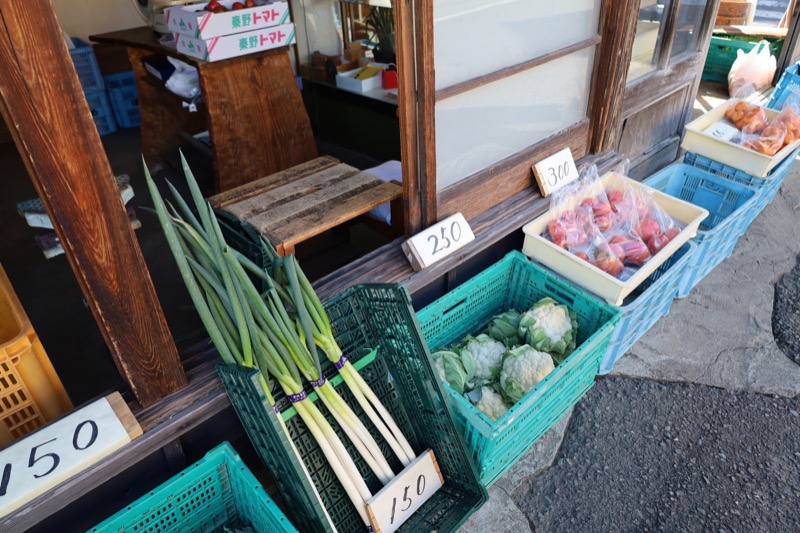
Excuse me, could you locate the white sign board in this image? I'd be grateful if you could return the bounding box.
[532,147,580,197]
[401,213,475,271]
[703,121,739,142]
[366,449,444,533]
[0,393,140,517]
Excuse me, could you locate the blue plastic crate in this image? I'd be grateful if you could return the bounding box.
[600,242,695,374]
[84,90,117,136]
[643,164,757,298]
[104,71,140,128]
[683,146,798,220]
[88,442,298,532]
[68,39,104,93]
[768,63,800,111]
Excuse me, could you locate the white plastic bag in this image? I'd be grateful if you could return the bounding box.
[164,57,201,101]
[728,41,776,98]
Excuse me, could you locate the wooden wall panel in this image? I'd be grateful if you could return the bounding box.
[618,87,688,160]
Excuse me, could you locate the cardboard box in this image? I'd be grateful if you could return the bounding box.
[166,0,290,39]
[175,23,295,62]
[336,65,384,93]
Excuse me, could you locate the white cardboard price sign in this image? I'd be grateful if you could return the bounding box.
[0,392,141,518]
[401,213,475,271]
[532,147,580,197]
[366,449,444,533]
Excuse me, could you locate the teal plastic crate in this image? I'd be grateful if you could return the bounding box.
[702,37,782,84]
[643,164,757,298]
[104,71,140,128]
[214,209,274,292]
[85,89,117,136]
[768,63,800,111]
[88,442,297,532]
[416,251,620,486]
[600,242,695,374]
[69,39,104,93]
[217,284,487,533]
[683,146,799,217]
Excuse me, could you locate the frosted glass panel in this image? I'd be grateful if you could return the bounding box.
[435,48,595,190]
[434,0,601,90]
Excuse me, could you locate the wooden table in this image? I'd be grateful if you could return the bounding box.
[90,27,317,193]
[209,156,402,255]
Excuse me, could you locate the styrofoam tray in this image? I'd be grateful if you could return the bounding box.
[681,98,800,178]
[521,172,709,306]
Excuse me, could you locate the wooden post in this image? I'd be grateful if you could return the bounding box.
[0,1,187,406]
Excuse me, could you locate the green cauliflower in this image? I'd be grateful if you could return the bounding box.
[499,344,555,405]
[460,334,507,382]
[470,385,509,422]
[518,297,578,363]
[484,309,524,347]
[431,350,471,394]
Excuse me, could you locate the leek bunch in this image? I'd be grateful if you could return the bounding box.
[144,155,415,528]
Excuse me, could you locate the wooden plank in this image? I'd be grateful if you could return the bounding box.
[209,156,340,208]
[226,164,362,221]
[435,35,602,102]
[618,88,688,160]
[436,119,590,222]
[416,0,438,228]
[106,392,143,440]
[621,55,704,119]
[626,136,681,181]
[249,172,390,234]
[589,0,640,153]
[395,0,422,234]
[275,181,402,252]
[0,1,186,406]
[657,0,682,69]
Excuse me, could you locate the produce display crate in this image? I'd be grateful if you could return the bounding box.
[68,39,104,93]
[217,284,487,533]
[0,264,72,447]
[600,242,695,374]
[683,145,800,217]
[521,172,708,306]
[416,251,620,486]
[84,89,117,136]
[88,442,298,532]
[104,71,140,128]
[702,37,781,84]
[682,98,800,177]
[768,62,800,111]
[214,209,274,292]
[643,164,757,298]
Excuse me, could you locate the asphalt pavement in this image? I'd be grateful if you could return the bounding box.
[459,132,800,532]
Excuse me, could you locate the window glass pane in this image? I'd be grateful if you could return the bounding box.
[435,48,595,190]
[670,0,708,60]
[627,0,671,82]
[434,0,601,90]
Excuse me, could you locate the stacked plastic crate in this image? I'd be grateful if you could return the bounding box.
[68,38,116,136]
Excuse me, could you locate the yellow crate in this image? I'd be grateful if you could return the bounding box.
[0,264,72,447]
[521,172,708,306]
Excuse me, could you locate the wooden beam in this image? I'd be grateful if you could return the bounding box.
[416,0,437,228]
[589,0,640,153]
[0,1,186,406]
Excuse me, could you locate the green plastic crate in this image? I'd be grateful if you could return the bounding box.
[217,284,487,533]
[702,36,783,83]
[88,442,297,532]
[415,251,620,486]
[215,209,274,292]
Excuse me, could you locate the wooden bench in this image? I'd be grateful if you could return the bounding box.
[209,156,403,255]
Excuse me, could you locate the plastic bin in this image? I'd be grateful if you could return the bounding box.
[88,442,297,532]
[214,210,274,292]
[768,62,800,111]
[702,37,782,84]
[643,164,757,298]
[68,39,104,93]
[600,242,695,374]
[0,264,72,447]
[416,251,620,486]
[104,71,140,128]
[217,284,487,533]
[84,90,117,136]
[683,145,799,219]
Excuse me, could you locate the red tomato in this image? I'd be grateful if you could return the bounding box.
[244,0,256,6]
[232,1,245,8]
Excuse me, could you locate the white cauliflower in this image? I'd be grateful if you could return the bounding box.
[472,386,508,422]
[500,345,555,405]
[430,350,469,393]
[518,297,578,363]
[460,334,507,382]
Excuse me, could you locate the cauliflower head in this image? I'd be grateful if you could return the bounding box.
[472,386,508,422]
[518,297,578,362]
[460,334,507,382]
[500,344,555,405]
